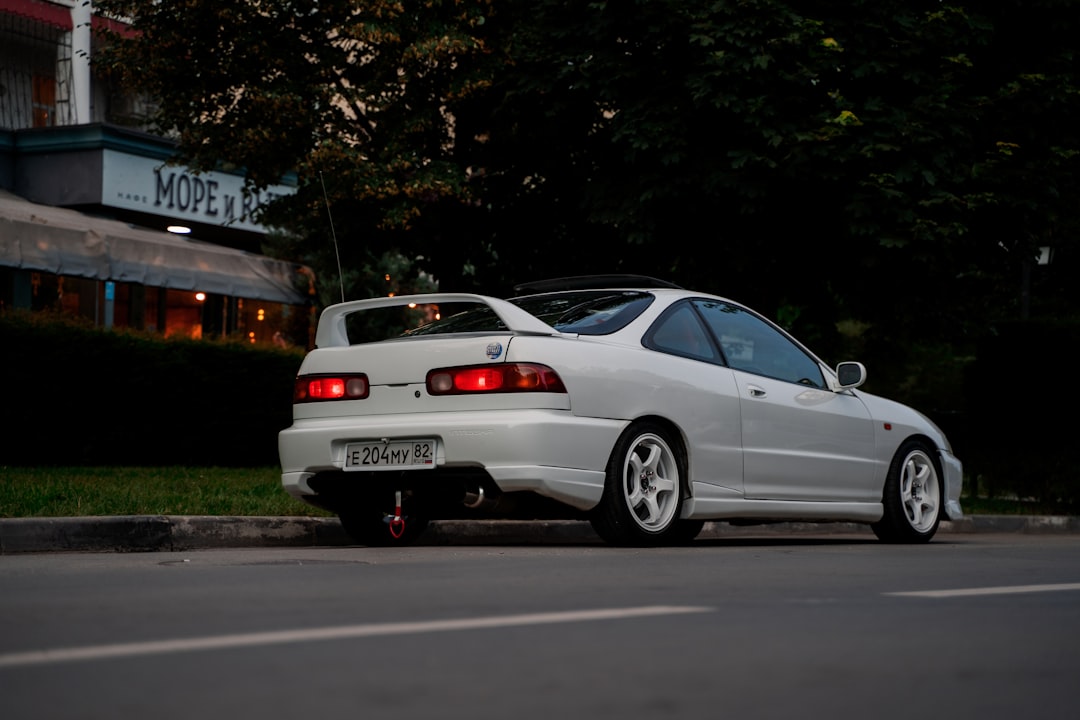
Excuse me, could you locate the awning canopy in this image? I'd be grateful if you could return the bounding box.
[0,0,73,30]
[0,190,309,305]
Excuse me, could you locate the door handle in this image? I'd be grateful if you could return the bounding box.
[748,385,767,398]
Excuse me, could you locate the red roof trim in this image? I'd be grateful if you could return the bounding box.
[0,0,73,31]
[91,13,134,38]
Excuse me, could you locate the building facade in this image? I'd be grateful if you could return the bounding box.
[0,0,313,345]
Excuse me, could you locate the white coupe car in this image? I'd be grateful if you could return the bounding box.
[279,275,963,546]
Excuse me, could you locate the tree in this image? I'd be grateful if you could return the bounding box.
[95,1,1080,350]
[466,0,1080,396]
[95,0,500,300]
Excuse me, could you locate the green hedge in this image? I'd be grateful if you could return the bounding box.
[4,311,1076,510]
[1,311,304,467]
[963,320,1080,509]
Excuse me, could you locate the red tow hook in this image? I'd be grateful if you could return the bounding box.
[389,490,406,539]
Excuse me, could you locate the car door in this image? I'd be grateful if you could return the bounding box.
[641,302,744,496]
[692,300,878,502]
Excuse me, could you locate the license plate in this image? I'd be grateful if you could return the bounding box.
[344,439,436,470]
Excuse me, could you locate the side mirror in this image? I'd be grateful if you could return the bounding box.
[835,361,867,389]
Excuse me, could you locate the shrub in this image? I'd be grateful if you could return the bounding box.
[1,311,303,466]
[963,320,1080,510]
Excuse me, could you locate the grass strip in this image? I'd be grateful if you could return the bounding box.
[0,467,331,518]
[0,467,1072,518]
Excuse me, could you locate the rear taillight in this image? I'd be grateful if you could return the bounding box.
[427,363,567,395]
[294,374,369,403]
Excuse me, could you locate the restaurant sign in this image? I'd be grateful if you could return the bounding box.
[101,150,296,233]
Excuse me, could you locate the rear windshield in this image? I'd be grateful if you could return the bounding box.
[404,291,655,337]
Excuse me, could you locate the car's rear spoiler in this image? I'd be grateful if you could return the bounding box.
[315,293,559,348]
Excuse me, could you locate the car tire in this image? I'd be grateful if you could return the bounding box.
[338,503,430,547]
[871,440,943,543]
[590,421,687,546]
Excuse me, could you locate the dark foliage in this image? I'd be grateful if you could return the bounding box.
[1,312,302,466]
[85,0,1080,501]
[963,320,1080,509]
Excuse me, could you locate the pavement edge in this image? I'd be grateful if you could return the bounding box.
[2,515,1079,554]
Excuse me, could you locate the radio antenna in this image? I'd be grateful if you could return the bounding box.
[319,171,346,303]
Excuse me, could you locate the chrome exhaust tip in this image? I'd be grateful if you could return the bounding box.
[463,485,487,509]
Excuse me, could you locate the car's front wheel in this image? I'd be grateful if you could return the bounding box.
[872,440,943,543]
[590,422,687,546]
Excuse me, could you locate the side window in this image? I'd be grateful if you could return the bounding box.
[694,300,825,388]
[645,303,719,362]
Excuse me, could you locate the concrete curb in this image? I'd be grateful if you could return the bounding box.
[1,514,1078,554]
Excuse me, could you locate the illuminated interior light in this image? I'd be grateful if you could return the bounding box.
[195,292,206,302]
[167,225,192,234]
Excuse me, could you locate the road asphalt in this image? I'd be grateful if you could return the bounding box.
[1,514,1078,554]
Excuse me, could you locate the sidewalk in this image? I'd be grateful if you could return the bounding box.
[2,514,1079,554]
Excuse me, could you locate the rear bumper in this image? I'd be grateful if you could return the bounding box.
[279,409,624,511]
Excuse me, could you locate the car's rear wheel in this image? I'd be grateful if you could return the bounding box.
[338,494,430,546]
[590,422,686,546]
[871,440,943,543]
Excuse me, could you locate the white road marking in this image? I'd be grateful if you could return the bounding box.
[886,582,1080,598]
[0,605,713,669]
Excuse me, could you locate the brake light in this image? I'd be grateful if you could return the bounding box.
[294,374,369,402]
[427,363,567,395]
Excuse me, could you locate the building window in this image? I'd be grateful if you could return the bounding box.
[0,11,73,129]
[31,73,55,127]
